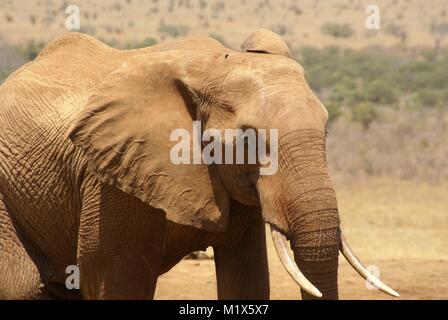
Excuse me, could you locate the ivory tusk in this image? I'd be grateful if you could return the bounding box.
[340,233,400,297]
[270,224,323,298]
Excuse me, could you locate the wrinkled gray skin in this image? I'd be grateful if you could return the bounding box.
[0,30,339,300]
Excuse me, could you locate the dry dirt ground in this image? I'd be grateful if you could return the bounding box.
[155,179,448,300]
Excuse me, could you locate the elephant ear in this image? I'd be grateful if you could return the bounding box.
[69,52,229,232]
[241,29,292,58]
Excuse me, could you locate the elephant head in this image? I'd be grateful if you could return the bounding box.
[69,29,398,299]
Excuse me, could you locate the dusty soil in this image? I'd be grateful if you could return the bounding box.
[155,179,448,300]
[155,258,448,300]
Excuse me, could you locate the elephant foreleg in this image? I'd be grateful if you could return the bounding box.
[77,175,165,299]
[213,202,269,300]
[0,193,48,299]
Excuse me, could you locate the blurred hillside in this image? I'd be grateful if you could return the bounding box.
[297,47,448,183]
[1,0,448,49]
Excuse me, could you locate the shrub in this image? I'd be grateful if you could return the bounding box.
[80,25,97,36]
[272,24,288,36]
[209,33,228,47]
[321,23,354,38]
[328,78,365,106]
[126,37,158,49]
[0,69,11,84]
[17,40,46,61]
[430,22,448,34]
[158,20,189,38]
[298,46,448,112]
[396,57,448,91]
[385,23,406,38]
[299,46,342,92]
[365,80,398,104]
[5,14,13,23]
[352,103,378,129]
[324,102,342,122]
[442,89,448,107]
[411,89,446,108]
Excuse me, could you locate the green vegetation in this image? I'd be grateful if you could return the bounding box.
[17,40,46,61]
[351,102,378,129]
[0,70,11,83]
[125,37,158,49]
[297,46,448,127]
[321,23,354,38]
[209,33,229,47]
[158,20,189,38]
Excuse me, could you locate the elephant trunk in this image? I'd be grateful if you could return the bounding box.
[271,130,341,299]
[265,130,399,299]
[288,183,340,300]
[292,238,339,300]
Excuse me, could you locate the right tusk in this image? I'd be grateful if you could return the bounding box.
[270,224,323,298]
[340,233,400,297]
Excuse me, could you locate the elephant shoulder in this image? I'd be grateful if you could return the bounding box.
[3,33,120,86]
[0,33,123,136]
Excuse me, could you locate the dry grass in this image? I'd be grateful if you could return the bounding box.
[1,0,448,50]
[327,109,448,183]
[334,177,448,260]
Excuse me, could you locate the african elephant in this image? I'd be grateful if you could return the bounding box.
[0,29,398,300]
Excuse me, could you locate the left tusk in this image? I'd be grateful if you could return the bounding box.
[340,233,400,297]
[270,224,323,298]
